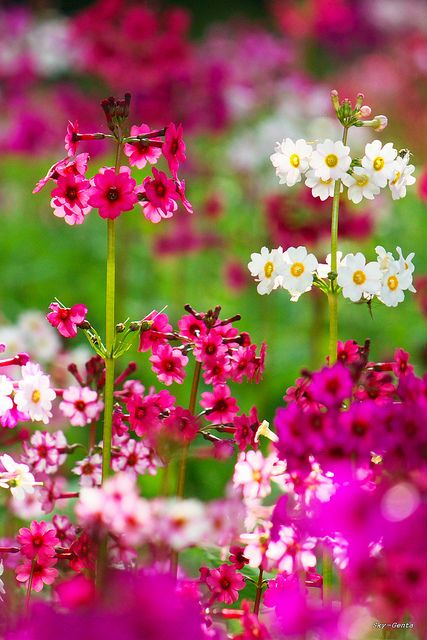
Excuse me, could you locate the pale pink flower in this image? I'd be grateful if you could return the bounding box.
[14,362,56,424]
[233,451,276,499]
[153,498,209,550]
[112,438,159,476]
[266,525,317,574]
[59,386,104,426]
[73,453,102,487]
[22,430,67,474]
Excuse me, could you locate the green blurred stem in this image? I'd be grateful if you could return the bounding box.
[253,568,264,615]
[176,360,202,498]
[25,559,35,614]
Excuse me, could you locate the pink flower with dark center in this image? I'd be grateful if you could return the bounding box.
[127,393,162,437]
[149,344,188,386]
[164,407,200,443]
[393,348,414,377]
[88,166,137,219]
[137,184,177,223]
[309,363,353,408]
[163,122,186,177]
[138,310,173,353]
[50,173,92,225]
[193,329,228,364]
[73,453,102,487]
[234,408,259,451]
[47,302,88,338]
[69,532,96,572]
[200,384,239,424]
[337,340,360,365]
[205,563,245,604]
[33,153,89,193]
[124,123,162,169]
[178,314,207,341]
[142,168,179,213]
[202,356,232,386]
[17,520,59,561]
[112,438,157,475]
[229,546,249,570]
[39,476,66,514]
[65,120,79,156]
[52,515,76,547]
[16,557,58,592]
[230,345,258,383]
[22,430,67,474]
[59,386,104,426]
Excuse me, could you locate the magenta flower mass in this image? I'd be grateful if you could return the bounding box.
[1,2,427,638]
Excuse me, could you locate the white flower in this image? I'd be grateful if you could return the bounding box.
[280,246,318,301]
[379,261,407,307]
[375,245,395,272]
[0,375,13,417]
[337,253,382,302]
[304,169,342,201]
[155,498,209,550]
[389,155,416,200]
[309,139,351,181]
[361,140,398,188]
[248,247,285,295]
[396,246,416,285]
[14,362,56,424]
[316,252,347,279]
[270,138,312,187]
[0,453,39,500]
[342,167,381,204]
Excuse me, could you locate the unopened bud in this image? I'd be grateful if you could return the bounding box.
[116,323,125,333]
[330,89,340,112]
[359,105,372,118]
[373,115,388,132]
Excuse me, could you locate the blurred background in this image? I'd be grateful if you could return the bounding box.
[1,0,427,458]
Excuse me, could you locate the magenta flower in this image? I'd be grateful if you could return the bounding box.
[229,546,249,570]
[193,328,228,363]
[393,347,414,377]
[17,520,59,561]
[64,120,79,157]
[178,314,207,341]
[124,123,162,169]
[138,310,172,353]
[149,344,188,386]
[59,386,104,426]
[200,384,239,424]
[16,557,59,592]
[33,153,89,194]
[164,407,200,443]
[309,363,353,408]
[205,563,245,604]
[50,173,92,225]
[47,302,88,338]
[234,408,259,451]
[163,122,186,177]
[88,166,137,219]
[141,167,179,219]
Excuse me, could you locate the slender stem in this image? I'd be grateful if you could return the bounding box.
[176,360,202,498]
[25,559,35,614]
[102,219,116,481]
[253,568,264,615]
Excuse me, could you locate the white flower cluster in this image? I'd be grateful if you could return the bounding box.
[248,245,415,307]
[270,138,416,203]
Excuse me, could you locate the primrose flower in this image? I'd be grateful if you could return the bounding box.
[88,166,138,219]
[17,520,59,561]
[206,564,245,604]
[155,498,208,550]
[280,246,318,301]
[124,123,162,169]
[22,430,67,474]
[304,169,341,201]
[149,344,188,385]
[337,252,382,302]
[389,154,416,200]
[270,138,313,187]
[16,557,59,592]
[50,173,92,226]
[309,139,351,181]
[73,453,102,488]
[200,384,239,424]
[14,362,56,424]
[46,302,88,338]
[248,247,285,295]
[163,122,186,177]
[0,454,38,500]
[233,450,276,499]
[362,140,398,188]
[343,167,381,204]
[379,261,409,308]
[59,386,104,426]
[64,120,79,156]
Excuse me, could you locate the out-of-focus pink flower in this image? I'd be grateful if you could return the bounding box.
[88,166,137,219]
[163,122,186,177]
[64,120,79,157]
[164,407,200,443]
[309,363,353,408]
[418,165,427,202]
[56,574,96,609]
[16,557,59,592]
[59,386,104,426]
[47,302,88,338]
[233,450,275,499]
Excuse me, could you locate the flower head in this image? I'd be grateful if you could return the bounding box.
[362,140,398,188]
[270,138,313,187]
[124,123,162,169]
[88,166,137,219]
[46,302,88,338]
[337,252,382,302]
[206,563,245,604]
[248,247,285,295]
[310,139,351,181]
[59,386,104,426]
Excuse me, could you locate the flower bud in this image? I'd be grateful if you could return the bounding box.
[373,115,388,132]
[359,105,372,118]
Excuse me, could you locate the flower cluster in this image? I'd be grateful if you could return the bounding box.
[248,244,416,306]
[271,137,416,203]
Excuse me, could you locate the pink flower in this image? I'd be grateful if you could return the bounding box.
[124,124,162,169]
[175,177,193,214]
[200,384,239,424]
[202,356,232,386]
[138,310,173,353]
[139,168,179,223]
[234,408,259,451]
[309,363,353,408]
[50,173,92,225]
[22,430,67,474]
[233,451,276,499]
[17,520,59,561]
[59,386,104,426]
[337,340,361,365]
[164,407,200,443]
[393,348,414,377]
[178,314,207,341]
[149,344,188,386]
[64,120,79,156]
[16,557,59,592]
[193,329,228,364]
[73,453,102,487]
[33,153,89,193]
[56,574,96,609]
[163,123,186,177]
[88,166,137,219]
[46,302,88,338]
[229,546,249,570]
[52,515,76,547]
[205,563,245,604]
[112,438,158,476]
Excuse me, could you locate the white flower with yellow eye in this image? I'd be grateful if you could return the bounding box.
[362,140,397,188]
[389,155,416,200]
[248,247,285,295]
[305,169,342,201]
[309,139,351,181]
[342,167,380,204]
[337,253,382,302]
[379,261,408,307]
[280,246,318,301]
[270,138,313,187]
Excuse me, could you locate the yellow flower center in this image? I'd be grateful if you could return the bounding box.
[264,261,274,278]
[325,154,338,168]
[355,174,369,187]
[390,171,401,185]
[290,262,305,277]
[373,156,385,171]
[387,275,399,291]
[352,270,366,285]
[253,470,262,482]
[289,153,300,168]
[320,178,333,185]
[31,389,41,403]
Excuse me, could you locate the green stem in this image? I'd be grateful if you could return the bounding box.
[25,559,35,614]
[176,360,202,498]
[253,568,264,615]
